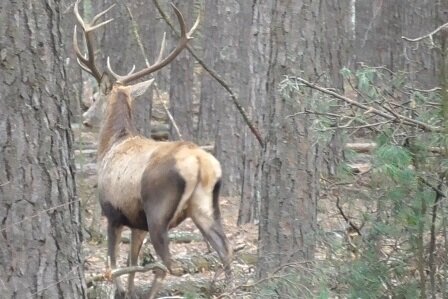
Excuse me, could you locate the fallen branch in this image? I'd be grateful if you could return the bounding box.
[86,262,166,287]
[86,252,248,288]
[345,142,445,154]
[88,276,213,298]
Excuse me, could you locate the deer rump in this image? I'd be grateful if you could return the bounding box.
[98,138,222,233]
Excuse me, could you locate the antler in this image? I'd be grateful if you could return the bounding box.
[107,3,200,85]
[73,0,115,84]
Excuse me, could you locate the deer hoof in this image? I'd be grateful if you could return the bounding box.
[125,290,139,299]
[114,283,126,299]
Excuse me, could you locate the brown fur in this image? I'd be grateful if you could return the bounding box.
[98,89,137,159]
[95,85,232,299]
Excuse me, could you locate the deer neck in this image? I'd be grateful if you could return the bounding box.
[98,91,137,159]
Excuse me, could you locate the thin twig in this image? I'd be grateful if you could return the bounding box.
[155,85,183,140]
[0,181,10,187]
[216,261,312,299]
[0,199,81,233]
[419,176,446,199]
[336,197,362,236]
[122,2,150,67]
[122,2,184,140]
[291,76,443,132]
[406,86,442,93]
[31,266,81,297]
[152,0,264,147]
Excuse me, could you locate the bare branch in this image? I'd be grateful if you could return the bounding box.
[120,4,185,141]
[155,84,184,140]
[152,0,265,147]
[402,22,448,42]
[291,76,443,133]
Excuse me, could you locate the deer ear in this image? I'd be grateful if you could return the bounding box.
[99,73,113,95]
[130,79,154,98]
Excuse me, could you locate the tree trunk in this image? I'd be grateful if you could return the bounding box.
[402,0,447,88]
[355,0,405,71]
[253,0,323,286]
[61,0,84,122]
[0,1,86,298]
[238,2,270,224]
[198,1,251,196]
[169,0,197,141]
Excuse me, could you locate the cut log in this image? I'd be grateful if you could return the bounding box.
[345,142,376,153]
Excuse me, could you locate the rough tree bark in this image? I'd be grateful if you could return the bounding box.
[238,2,269,224]
[253,0,324,286]
[169,0,197,141]
[197,2,219,145]
[355,0,405,71]
[355,0,446,89]
[239,0,351,224]
[198,1,251,196]
[61,0,84,122]
[402,0,448,88]
[0,1,86,298]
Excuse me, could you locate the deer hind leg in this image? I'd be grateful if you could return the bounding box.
[127,228,146,298]
[189,182,233,281]
[144,222,171,299]
[107,223,126,297]
[140,161,190,299]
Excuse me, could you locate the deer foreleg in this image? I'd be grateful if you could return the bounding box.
[107,223,125,296]
[127,229,146,298]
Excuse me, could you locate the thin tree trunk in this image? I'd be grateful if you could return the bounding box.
[254,1,322,287]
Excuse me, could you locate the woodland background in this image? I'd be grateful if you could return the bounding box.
[1,0,448,298]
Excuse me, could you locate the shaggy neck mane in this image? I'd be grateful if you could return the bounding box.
[98,90,137,159]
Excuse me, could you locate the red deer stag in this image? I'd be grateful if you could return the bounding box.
[73,1,232,298]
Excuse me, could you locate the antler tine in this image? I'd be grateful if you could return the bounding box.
[154,32,167,65]
[91,4,116,26]
[110,4,198,85]
[107,57,136,82]
[188,8,201,37]
[171,3,188,39]
[73,25,97,78]
[74,0,86,30]
[73,0,114,84]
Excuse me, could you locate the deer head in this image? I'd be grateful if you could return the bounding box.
[73,0,199,128]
